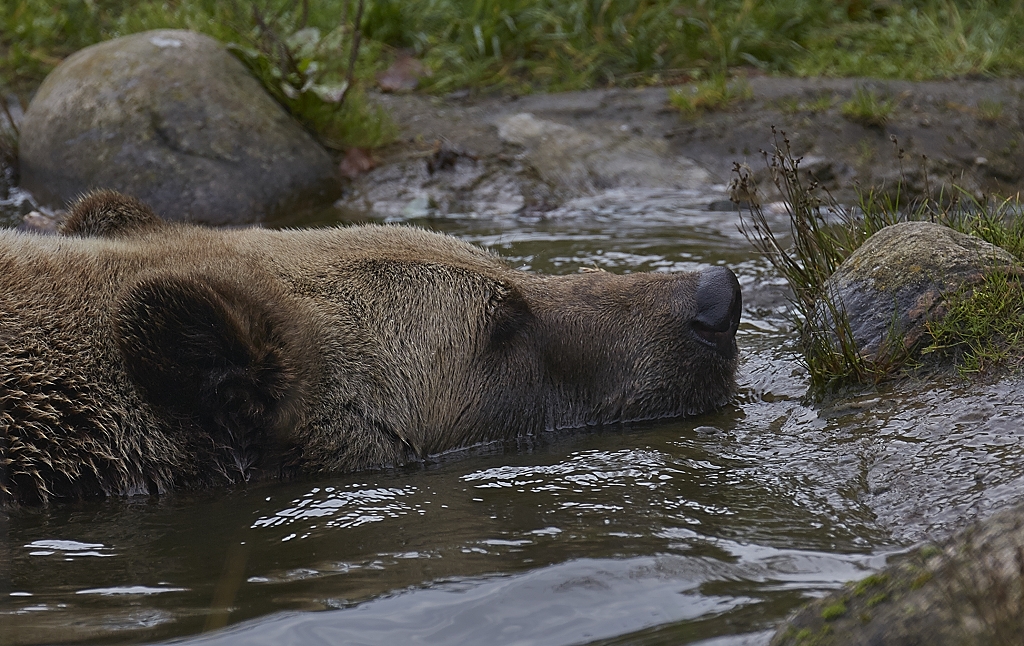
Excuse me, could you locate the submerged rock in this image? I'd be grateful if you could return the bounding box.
[771,500,1024,645]
[821,221,1017,358]
[19,29,338,225]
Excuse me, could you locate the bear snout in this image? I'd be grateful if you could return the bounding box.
[690,266,742,358]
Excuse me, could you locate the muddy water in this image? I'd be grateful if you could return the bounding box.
[4,188,1024,646]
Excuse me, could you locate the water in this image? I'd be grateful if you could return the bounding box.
[4,188,1024,645]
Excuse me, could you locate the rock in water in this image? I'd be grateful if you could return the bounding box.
[771,501,1024,645]
[822,221,1017,358]
[19,30,338,225]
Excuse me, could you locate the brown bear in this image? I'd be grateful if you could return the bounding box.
[0,190,742,505]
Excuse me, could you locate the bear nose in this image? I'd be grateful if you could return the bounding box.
[691,266,742,357]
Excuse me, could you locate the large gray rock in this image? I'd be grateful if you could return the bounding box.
[772,501,1024,645]
[496,112,711,195]
[19,30,338,225]
[822,221,1017,357]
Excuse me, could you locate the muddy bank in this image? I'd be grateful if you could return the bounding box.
[343,76,1024,219]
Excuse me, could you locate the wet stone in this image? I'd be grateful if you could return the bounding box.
[771,500,1024,645]
[348,155,527,219]
[821,221,1017,358]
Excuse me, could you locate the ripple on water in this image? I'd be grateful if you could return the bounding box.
[252,485,423,531]
[168,548,888,646]
[24,539,115,558]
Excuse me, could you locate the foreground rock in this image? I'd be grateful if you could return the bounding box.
[821,221,1018,358]
[772,501,1024,645]
[19,30,337,225]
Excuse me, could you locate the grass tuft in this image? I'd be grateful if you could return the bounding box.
[866,592,888,607]
[820,599,848,621]
[738,130,911,393]
[854,573,889,596]
[10,1,1024,102]
[978,99,1005,124]
[669,75,752,116]
[776,94,836,115]
[841,87,898,128]
[925,268,1024,375]
[217,1,397,150]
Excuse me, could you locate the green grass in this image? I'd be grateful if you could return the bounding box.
[366,0,840,93]
[866,592,888,607]
[8,1,1024,149]
[841,87,899,128]
[820,599,848,621]
[740,131,1024,393]
[5,0,1024,154]
[854,573,889,596]
[776,94,836,114]
[669,74,752,116]
[793,1,1024,80]
[926,268,1024,375]
[978,99,1005,123]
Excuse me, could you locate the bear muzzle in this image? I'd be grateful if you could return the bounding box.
[690,266,742,359]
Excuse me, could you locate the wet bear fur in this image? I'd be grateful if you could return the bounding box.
[0,190,740,505]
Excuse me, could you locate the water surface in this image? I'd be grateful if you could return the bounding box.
[4,188,1023,645]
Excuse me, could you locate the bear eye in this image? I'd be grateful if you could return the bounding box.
[487,286,532,349]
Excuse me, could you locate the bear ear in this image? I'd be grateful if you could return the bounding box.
[60,190,165,237]
[117,274,314,478]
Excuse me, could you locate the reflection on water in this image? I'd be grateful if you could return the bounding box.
[3,188,1023,646]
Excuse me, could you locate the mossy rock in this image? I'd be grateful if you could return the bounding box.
[19,30,338,225]
[771,501,1024,645]
[821,221,1017,359]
